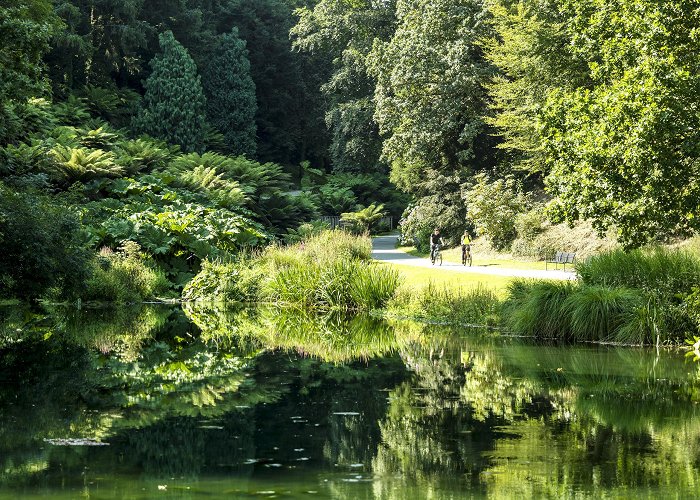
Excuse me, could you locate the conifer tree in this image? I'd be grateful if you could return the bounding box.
[203,28,257,157]
[133,31,206,152]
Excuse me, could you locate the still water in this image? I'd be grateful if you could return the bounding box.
[1,303,699,499]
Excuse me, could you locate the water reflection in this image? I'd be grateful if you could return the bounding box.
[0,304,699,498]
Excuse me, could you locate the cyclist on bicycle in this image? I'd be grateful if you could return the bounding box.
[461,230,472,266]
[429,228,444,263]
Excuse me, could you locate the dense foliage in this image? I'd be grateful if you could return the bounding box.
[133,31,207,152]
[202,28,257,157]
[3,0,700,300]
[184,231,400,311]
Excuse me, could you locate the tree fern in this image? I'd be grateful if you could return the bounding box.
[48,145,123,183]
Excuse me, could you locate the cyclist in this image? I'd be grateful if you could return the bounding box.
[429,228,444,263]
[461,230,472,266]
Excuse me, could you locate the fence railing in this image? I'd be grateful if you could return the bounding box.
[318,215,394,231]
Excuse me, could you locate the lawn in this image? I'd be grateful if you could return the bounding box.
[378,261,514,298]
[401,246,570,271]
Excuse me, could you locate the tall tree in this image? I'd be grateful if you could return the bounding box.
[540,0,700,247]
[47,0,150,94]
[368,0,495,195]
[0,0,60,101]
[292,0,396,173]
[202,28,257,157]
[133,31,206,152]
[483,0,589,175]
[0,0,60,142]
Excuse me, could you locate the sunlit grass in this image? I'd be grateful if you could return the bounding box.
[400,245,556,271]
[379,262,513,297]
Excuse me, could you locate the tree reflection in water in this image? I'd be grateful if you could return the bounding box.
[1,304,700,497]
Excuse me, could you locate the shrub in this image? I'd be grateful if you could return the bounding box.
[84,242,170,303]
[563,286,644,342]
[182,259,243,302]
[340,203,386,234]
[48,145,123,184]
[399,194,466,251]
[512,220,617,260]
[466,173,529,250]
[502,280,575,338]
[184,231,398,311]
[283,220,330,244]
[0,187,91,300]
[514,206,545,242]
[317,184,358,214]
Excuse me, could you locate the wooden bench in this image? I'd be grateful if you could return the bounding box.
[546,251,576,271]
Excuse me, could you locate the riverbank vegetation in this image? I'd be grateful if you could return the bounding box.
[3,0,700,346]
[183,231,400,311]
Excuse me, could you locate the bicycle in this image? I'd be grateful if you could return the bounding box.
[431,244,443,266]
[462,244,472,266]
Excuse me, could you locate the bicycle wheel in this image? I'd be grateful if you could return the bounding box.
[462,251,466,266]
[438,253,443,266]
[467,253,472,267]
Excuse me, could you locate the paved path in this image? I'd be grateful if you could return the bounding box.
[371,235,576,281]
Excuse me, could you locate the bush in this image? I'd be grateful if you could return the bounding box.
[84,242,171,303]
[564,285,643,342]
[502,277,694,344]
[514,206,545,241]
[399,194,466,252]
[466,173,529,250]
[283,220,330,244]
[340,203,385,234]
[0,186,90,300]
[184,231,398,311]
[502,280,575,339]
[512,220,617,260]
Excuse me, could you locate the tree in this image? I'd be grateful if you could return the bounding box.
[292,0,396,173]
[133,31,206,152]
[0,0,60,141]
[202,28,257,157]
[0,186,90,300]
[368,0,496,195]
[483,0,590,175]
[466,173,529,250]
[540,0,700,247]
[0,0,59,102]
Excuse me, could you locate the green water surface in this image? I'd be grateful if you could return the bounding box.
[0,304,698,499]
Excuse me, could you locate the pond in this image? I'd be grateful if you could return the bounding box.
[1,304,699,499]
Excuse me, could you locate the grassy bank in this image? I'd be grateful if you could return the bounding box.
[501,247,700,344]
[184,231,400,311]
[185,232,700,345]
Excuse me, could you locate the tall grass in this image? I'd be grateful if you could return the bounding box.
[388,283,500,327]
[502,280,575,338]
[85,244,170,303]
[577,247,700,296]
[184,231,399,311]
[502,278,694,344]
[563,286,643,342]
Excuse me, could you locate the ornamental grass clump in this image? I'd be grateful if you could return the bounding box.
[502,280,575,339]
[577,247,700,297]
[563,285,643,342]
[184,231,398,311]
[387,283,500,327]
